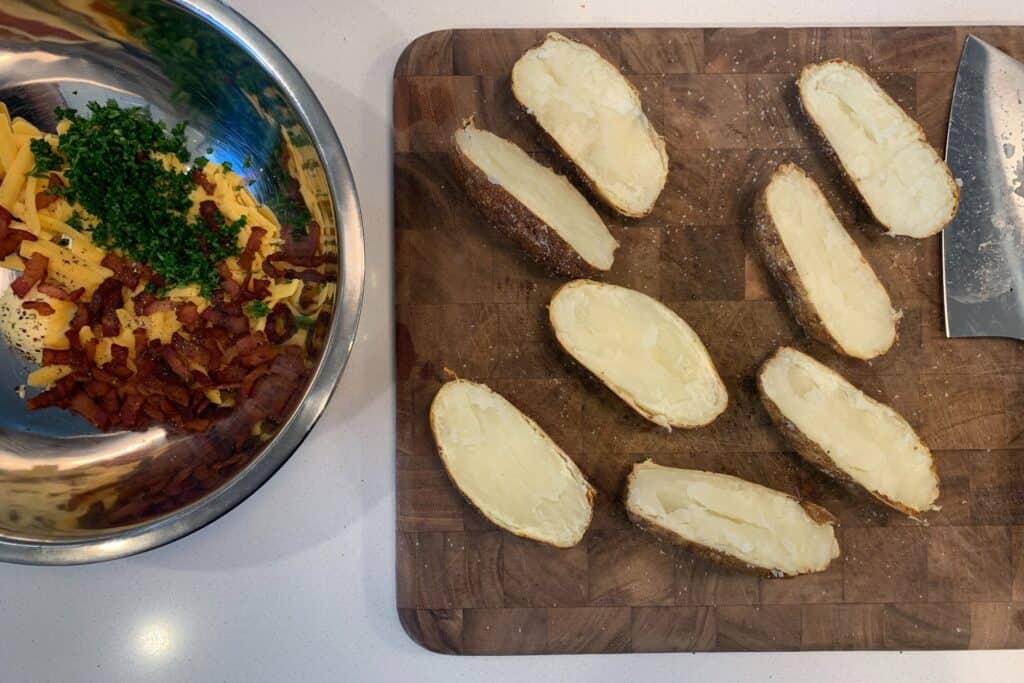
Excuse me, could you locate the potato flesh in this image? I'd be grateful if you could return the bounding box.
[512,33,667,216]
[627,461,839,575]
[455,124,617,269]
[430,380,592,547]
[760,347,939,512]
[799,62,957,238]
[765,165,896,358]
[549,281,727,428]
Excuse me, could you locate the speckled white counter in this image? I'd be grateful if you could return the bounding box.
[1,0,1023,680]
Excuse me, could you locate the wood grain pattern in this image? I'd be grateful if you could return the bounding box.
[394,26,1024,654]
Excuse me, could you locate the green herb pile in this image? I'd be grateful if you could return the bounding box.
[44,100,245,295]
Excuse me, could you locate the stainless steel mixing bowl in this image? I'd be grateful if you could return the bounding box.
[0,0,364,563]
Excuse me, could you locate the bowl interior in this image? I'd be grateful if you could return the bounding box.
[0,0,361,563]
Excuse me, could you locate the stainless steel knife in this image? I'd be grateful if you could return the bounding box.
[943,35,1024,340]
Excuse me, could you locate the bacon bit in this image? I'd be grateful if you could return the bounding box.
[35,173,65,209]
[85,379,111,398]
[41,348,79,366]
[248,278,270,299]
[100,310,120,337]
[0,228,37,259]
[241,365,271,397]
[132,290,155,316]
[220,333,266,366]
[120,394,144,428]
[176,302,201,331]
[100,253,148,290]
[261,257,283,278]
[183,417,211,431]
[161,345,190,382]
[239,346,278,368]
[143,298,176,316]
[69,392,110,429]
[0,205,12,232]
[265,303,297,344]
[37,280,68,300]
[83,337,98,365]
[110,344,129,366]
[284,268,328,284]
[21,300,55,315]
[238,226,267,271]
[89,277,124,320]
[191,167,216,194]
[282,221,323,266]
[199,200,222,231]
[11,252,49,297]
[133,327,148,352]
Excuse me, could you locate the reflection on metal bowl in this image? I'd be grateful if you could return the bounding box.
[0,0,364,564]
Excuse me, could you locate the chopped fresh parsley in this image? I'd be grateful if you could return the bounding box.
[294,313,315,330]
[244,300,270,318]
[221,160,233,172]
[287,130,310,147]
[194,155,209,169]
[242,154,253,169]
[53,100,242,295]
[28,138,63,177]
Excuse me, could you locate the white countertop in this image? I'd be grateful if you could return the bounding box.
[2,1,1023,681]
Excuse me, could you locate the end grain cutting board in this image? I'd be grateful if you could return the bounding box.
[394,26,1024,655]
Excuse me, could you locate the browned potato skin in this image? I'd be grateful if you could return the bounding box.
[451,130,600,278]
[755,348,939,517]
[429,380,595,548]
[511,35,666,219]
[796,59,959,237]
[624,466,839,577]
[751,163,896,360]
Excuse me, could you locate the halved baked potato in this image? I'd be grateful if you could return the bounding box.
[452,120,618,277]
[511,32,668,218]
[430,379,594,547]
[798,59,959,238]
[548,280,727,429]
[625,460,840,577]
[753,162,898,360]
[758,346,940,515]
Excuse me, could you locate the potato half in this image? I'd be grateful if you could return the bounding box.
[798,59,958,238]
[625,460,840,576]
[758,347,940,515]
[548,280,727,429]
[753,163,898,360]
[511,32,668,218]
[452,121,618,276]
[429,379,594,547]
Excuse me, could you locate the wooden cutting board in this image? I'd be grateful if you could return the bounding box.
[394,26,1024,654]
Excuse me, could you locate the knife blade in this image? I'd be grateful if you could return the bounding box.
[943,35,1024,340]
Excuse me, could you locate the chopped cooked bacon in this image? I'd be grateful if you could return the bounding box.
[89,277,124,319]
[21,300,54,315]
[191,167,216,194]
[110,344,129,366]
[133,327,148,352]
[238,226,267,271]
[10,252,49,297]
[42,348,81,366]
[199,200,222,231]
[261,257,283,278]
[241,365,270,397]
[239,346,278,368]
[37,280,74,301]
[101,253,148,289]
[284,268,328,283]
[176,302,201,331]
[0,205,12,232]
[0,228,37,259]
[220,332,266,366]
[248,278,270,299]
[35,174,65,210]
[161,345,190,382]
[83,337,98,365]
[265,303,297,344]
[69,392,110,430]
[282,221,323,266]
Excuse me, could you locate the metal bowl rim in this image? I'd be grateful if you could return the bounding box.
[0,0,366,565]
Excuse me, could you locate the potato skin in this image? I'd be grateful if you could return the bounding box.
[796,59,959,238]
[755,348,939,517]
[451,131,600,278]
[751,164,895,360]
[624,466,838,577]
[429,379,595,548]
[511,33,667,219]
